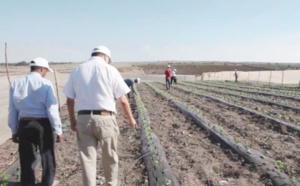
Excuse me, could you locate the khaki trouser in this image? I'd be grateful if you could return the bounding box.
[77,114,120,186]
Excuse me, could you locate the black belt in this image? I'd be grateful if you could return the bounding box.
[78,110,113,115]
[19,117,48,121]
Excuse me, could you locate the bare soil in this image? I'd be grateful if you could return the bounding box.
[0,100,146,186]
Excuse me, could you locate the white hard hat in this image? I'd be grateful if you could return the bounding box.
[30,57,53,72]
[92,45,111,62]
[167,65,170,68]
[136,78,141,83]
[174,69,177,72]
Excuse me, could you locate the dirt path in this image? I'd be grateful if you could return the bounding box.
[138,83,268,186]
[0,100,145,186]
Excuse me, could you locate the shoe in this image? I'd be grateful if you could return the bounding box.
[52,180,59,186]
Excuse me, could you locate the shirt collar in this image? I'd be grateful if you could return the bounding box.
[89,56,106,63]
[28,72,42,77]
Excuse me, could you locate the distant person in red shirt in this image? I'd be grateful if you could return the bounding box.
[165,65,172,90]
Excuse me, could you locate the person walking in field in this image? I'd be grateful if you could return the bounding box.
[165,65,172,90]
[63,45,137,186]
[234,69,238,83]
[8,57,62,186]
[171,69,177,85]
[124,78,141,98]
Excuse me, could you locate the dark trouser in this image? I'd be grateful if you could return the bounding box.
[171,76,177,85]
[18,118,56,186]
[165,77,171,89]
[235,76,238,82]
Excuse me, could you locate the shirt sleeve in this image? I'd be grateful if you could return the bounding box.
[8,84,19,134]
[63,71,76,99]
[46,84,63,135]
[112,69,130,99]
[131,85,136,94]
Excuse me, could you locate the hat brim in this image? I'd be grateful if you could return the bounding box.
[47,68,53,72]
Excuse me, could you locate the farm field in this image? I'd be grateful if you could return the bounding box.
[0,79,300,186]
[1,62,300,185]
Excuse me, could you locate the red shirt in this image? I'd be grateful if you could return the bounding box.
[165,69,172,78]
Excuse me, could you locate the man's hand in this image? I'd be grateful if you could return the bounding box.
[70,120,77,132]
[129,118,138,128]
[66,97,76,132]
[12,134,19,143]
[56,135,63,143]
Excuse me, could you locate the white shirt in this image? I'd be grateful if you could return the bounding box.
[171,71,176,77]
[8,72,62,135]
[63,57,130,112]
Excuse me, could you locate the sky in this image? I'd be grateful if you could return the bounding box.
[0,0,300,63]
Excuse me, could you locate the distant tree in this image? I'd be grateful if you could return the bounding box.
[16,61,28,66]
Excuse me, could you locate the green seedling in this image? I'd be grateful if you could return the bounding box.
[0,173,10,186]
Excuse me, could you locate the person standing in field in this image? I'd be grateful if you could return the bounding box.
[124,78,141,98]
[171,69,177,85]
[165,65,172,90]
[63,45,137,186]
[8,57,62,186]
[234,69,238,83]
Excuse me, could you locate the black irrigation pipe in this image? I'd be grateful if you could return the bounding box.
[191,81,300,101]
[180,82,300,112]
[133,86,180,186]
[147,83,299,186]
[169,84,300,134]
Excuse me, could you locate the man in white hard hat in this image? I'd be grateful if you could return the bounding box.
[165,65,172,90]
[63,45,137,186]
[8,57,62,186]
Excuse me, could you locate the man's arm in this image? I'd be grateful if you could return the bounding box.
[66,98,77,132]
[46,85,63,142]
[131,85,136,94]
[118,95,137,128]
[8,85,19,143]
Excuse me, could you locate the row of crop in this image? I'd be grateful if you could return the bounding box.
[204,81,300,96]
[174,82,300,126]
[168,83,300,133]
[194,81,300,101]
[187,81,300,107]
[181,82,300,112]
[133,85,179,186]
[147,82,299,186]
